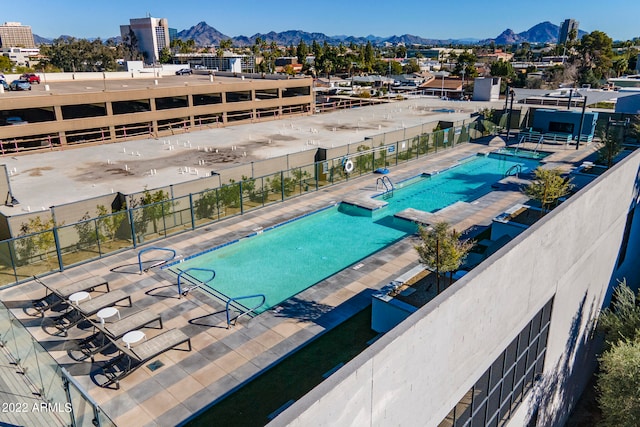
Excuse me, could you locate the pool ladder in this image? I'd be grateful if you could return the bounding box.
[137,247,177,273]
[226,294,266,328]
[376,176,394,198]
[176,268,216,298]
[504,164,522,178]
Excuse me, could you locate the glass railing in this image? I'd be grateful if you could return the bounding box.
[0,301,116,426]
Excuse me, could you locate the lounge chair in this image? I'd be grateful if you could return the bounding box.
[32,276,109,315]
[53,289,132,334]
[74,310,163,361]
[96,328,191,389]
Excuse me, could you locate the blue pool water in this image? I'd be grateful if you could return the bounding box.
[170,154,539,313]
[495,147,551,160]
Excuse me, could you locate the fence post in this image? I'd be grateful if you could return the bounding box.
[395,141,399,165]
[94,218,102,256]
[161,202,167,237]
[51,208,64,272]
[128,208,137,248]
[189,193,195,230]
[280,171,285,201]
[7,241,18,284]
[61,372,78,427]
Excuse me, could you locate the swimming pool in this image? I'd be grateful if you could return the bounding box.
[169,154,539,314]
[495,147,551,160]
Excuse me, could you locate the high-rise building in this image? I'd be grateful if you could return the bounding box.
[0,22,36,49]
[120,17,170,64]
[169,28,178,44]
[559,19,579,44]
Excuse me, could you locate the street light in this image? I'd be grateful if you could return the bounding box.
[460,63,467,100]
[506,89,516,142]
[576,94,588,150]
[435,70,450,99]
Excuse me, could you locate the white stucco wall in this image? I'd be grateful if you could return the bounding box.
[269,149,640,427]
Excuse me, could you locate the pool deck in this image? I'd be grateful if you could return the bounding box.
[0,138,598,427]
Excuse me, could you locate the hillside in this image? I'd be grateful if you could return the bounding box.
[33,20,592,47]
[490,21,587,45]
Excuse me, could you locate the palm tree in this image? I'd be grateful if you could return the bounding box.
[613,58,628,77]
[218,39,232,58]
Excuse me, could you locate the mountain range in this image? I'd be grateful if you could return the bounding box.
[174,20,587,47]
[491,21,587,45]
[34,21,588,47]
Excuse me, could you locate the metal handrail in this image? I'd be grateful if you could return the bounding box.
[376,176,394,193]
[376,177,389,193]
[226,294,266,328]
[177,268,216,297]
[381,176,394,190]
[137,247,177,273]
[504,164,522,177]
[533,135,544,153]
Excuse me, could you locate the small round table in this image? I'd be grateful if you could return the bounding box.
[68,291,91,306]
[96,307,120,325]
[122,330,146,349]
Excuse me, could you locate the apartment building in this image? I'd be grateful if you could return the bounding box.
[120,16,170,64]
[0,22,36,49]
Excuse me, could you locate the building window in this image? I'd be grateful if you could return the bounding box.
[438,299,553,427]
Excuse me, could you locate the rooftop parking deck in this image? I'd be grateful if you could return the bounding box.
[1,98,489,215]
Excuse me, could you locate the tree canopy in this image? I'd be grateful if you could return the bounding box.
[490,59,516,81]
[40,37,120,72]
[523,167,574,213]
[578,30,614,80]
[414,222,473,291]
[598,280,640,348]
[596,280,640,427]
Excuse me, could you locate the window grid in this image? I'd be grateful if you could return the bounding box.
[438,299,553,427]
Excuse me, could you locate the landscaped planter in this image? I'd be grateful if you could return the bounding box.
[491,204,543,241]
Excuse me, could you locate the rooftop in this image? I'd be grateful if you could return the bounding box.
[1,97,489,216]
[0,131,597,426]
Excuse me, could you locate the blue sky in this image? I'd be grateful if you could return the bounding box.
[9,0,640,41]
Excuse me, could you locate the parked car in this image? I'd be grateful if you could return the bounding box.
[10,80,31,91]
[6,116,28,125]
[21,73,40,84]
[0,80,9,91]
[175,68,192,75]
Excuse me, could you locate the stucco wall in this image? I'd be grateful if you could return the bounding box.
[269,149,640,427]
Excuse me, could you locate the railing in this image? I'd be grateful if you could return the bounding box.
[137,247,177,273]
[0,301,116,427]
[225,294,267,328]
[376,176,395,197]
[577,134,594,143]
[543,132,572,145]
[504,164,522,177]
[533,135,544,153]
[176,267,216,297]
